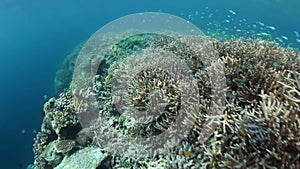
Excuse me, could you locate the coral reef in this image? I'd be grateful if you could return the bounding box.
[54,43,84,95]
[43,93,81,139]
[33,93,84,169]
[33,33,299,169]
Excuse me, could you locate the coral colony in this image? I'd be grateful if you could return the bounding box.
[32,13,299,169]
[33,32,299,169]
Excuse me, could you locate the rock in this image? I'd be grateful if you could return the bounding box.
[41,141,63,167]
[55,139,76,153]
[54,146,108,169]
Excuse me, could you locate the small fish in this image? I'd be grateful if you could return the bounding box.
[182,151,194,157]
[257,21,265,26]
[295,31,300,37]
[276,37,284,43]
[21,129,26,134]
[267,26,276,30]
[268,36,273,41]
[281,36,288,40]
[229,10,236,15]
[296,39,300,43]
[260,32,269,36]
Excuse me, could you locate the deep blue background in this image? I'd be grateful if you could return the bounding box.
[0,0,299,168]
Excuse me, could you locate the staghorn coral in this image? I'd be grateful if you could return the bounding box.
[89,35,299,168]
[33,32,299,168]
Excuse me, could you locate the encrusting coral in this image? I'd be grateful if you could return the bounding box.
[33,32,299,169]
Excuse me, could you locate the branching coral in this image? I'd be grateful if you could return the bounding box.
[33,33,299,169]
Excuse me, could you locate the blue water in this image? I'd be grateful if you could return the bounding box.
[0,0,299,168]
